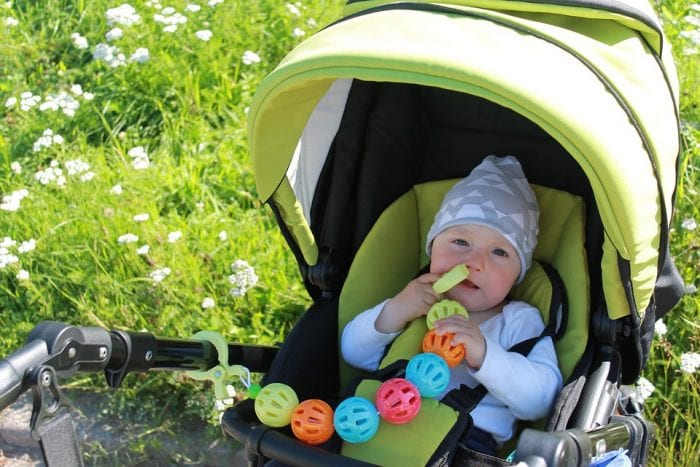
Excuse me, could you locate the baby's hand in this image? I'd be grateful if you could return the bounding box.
[434,315,486,369]
[375,273,440,333]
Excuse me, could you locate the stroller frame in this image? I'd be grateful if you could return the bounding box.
[0,319,653,466]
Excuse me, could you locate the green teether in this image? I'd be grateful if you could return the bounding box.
[426,299,469,330]
[186,330,250,401]
[432,263,469,294]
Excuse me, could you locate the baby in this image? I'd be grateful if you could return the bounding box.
[341,155,563,455]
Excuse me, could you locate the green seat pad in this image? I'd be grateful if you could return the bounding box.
[339,180,589,387]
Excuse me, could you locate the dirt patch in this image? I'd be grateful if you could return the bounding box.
[1,391,246,466]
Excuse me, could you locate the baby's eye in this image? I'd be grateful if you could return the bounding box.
[492,248,508,257]
[453,238,469,247]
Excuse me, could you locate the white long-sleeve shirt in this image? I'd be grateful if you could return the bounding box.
[341,300,563,445]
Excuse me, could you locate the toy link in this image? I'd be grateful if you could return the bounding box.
[226,264,471,444]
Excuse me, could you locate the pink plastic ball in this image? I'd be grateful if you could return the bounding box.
[375,378,421,424]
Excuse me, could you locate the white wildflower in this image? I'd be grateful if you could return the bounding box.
[70,84,83,95]
[208,0,223,6]
[32,129,63,152]
[93,43,126,67]
[201,297,215,309]
[82,92,95,100]
[106,27,123,41]
[71,32,89,49]
[17,239,36,253]
[128,146,150,170]
[17,269,29,281]
[130,48,150,63]
[5,97,17,108]
[218,230,227,241]
[0,237,15,248]
[118,233,139,244]
[292,27,305,38]
[654,320,667,338]
[195,29,212,41]
[186,4,201,12]
[0,252,19,269]
[1,189,28,211]
[228,260,258,297]
[35,166,64,185]
[5,16,18,26]
[150,267,171,283]
[80,171,95,182]
[167,231,182,243]
[19,92,40,111]
[285,3,300,16]
[106,3,141,26]
[635,377,655,402]
[133,213,149,222]
[136,244,150,255]
[111,184,123,195]
[39,92,80,116]
[65,159,90,176]
[681,218,697,231]
[306,18,317,28]
[680,352,700,374]
[242,50,261,65]
[10,162,21,174]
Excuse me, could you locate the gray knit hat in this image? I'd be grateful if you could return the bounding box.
[426,155,539,283]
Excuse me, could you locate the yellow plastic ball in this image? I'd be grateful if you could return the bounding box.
[426,299,469,330]
[254,383,300,427]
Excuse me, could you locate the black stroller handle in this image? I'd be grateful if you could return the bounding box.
[222,399,378,467]
[0,321,279,412]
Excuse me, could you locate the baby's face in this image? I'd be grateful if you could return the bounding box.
[430,224,520,313]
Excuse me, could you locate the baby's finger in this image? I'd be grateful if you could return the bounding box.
[416,272,441,284]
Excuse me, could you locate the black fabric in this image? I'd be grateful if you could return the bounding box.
[653,241,687,320]
[310,81,597,300]
[262,298,340,401]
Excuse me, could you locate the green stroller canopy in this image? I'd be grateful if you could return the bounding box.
[247,0,680,322]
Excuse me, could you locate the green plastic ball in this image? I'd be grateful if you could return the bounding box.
[254,383,299,427]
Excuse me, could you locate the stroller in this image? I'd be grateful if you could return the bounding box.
[0,0,687,465]
[221,0,686,465]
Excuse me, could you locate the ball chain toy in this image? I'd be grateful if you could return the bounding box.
[406,352,451,398]
[291,399,336,444]
[334,396,381,443]
[187,265,473,444]
[424,264,470,366]
[375,377,422,424]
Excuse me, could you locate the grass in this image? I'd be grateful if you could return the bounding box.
[0,0,698,465]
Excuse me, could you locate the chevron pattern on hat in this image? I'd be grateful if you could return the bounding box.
[426,155,539,283]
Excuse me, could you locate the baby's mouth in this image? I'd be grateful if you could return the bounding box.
[462,279,479,289]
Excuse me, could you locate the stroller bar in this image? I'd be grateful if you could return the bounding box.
[221,399,378,467]
[515,415,649,465]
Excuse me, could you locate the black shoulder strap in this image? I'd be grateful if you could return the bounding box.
[447,297,560,414]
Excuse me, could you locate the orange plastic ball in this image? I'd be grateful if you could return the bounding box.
[290,399,335,445]
[422,329,466,367]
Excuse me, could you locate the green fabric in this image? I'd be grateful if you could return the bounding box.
[341,380,460,467]
[342,0,666,55]
[249,4,679,319]
[338,190,421,388]
[271,178,318,265]
[339,181,589,388]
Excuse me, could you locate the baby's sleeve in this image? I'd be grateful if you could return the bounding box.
[341,299,400,371]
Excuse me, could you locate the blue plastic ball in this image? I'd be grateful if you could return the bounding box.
[405,353,451,398]
[333,396,380,443]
